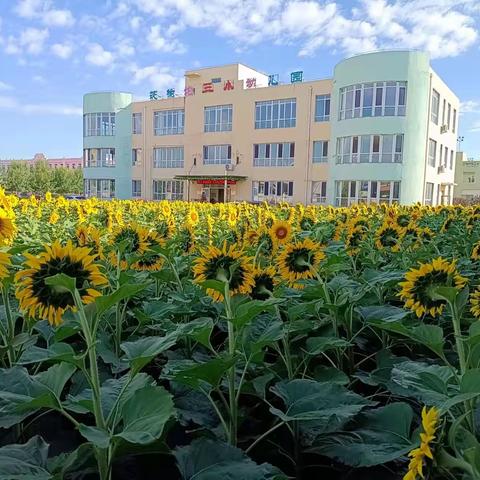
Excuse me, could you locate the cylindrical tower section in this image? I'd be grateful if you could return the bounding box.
[328,51,430,206]
[83,92,133,199]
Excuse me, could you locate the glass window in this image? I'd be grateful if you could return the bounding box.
[450,150,454,170]
[203,145,231,165]
[84,179,115,199]
[132,180,141,198]
[428,139,437,167]
[153,147,184,168]
[254,142,295,167]
[447,103,451,130]
[425,182,434,205]
[153,180,184,200]
[452,109,457,133]
[204,105,233,132]
[252,180,293,202]
[255,98,296,129]
[442,99,446,125]
[431,90,440,124]
[154,109,184,135]
[334,180,400,206]
[312,141,328,163]
[336,134,403,164]
[311,181,327,203]
[132,113,142,134]
[314,95,330,122]
[83,112,115,136]
[132,148,142,166]
[83,148,115,167]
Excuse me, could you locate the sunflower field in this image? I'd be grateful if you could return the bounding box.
[2,192,480,479]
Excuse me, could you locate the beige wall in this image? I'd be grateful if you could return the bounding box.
[454,152,480,200]
[131,63,331,203]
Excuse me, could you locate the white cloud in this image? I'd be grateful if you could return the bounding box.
[461,100,480,114]
[129,63,184,92]
[33,75,46,83]
[0,95,81,115]
[147,25,186,53]
[115,38,135,57]
[51,42,73,59]
[85,43,114,66]
[5,27,49,55]
[14,0,75,27]
[0,81,13,91]
[130,16,142,30]
[470,120,480,132]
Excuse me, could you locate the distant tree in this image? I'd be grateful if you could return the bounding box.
[30,161,52,195]
[3,162,32,193]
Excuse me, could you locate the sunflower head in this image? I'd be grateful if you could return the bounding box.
[375,224,403,252]
[0,252,11,281]
[250,266,277,300]
[277,238,325,287]
[193,242,254,301]
[269,220,292,248]
[471,241,480,261]
[470,287,480,318]
[399,257,467,318]
[131,231,166,271]
[15,241,108,326]
[0,208,16,245]
[108,224,149,267]
[345,226,366,256]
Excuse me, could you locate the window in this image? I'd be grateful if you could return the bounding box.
[132,113,142,134]
[153,180,184,200]
[450,150,454,170]
[204,105,232,132]
[83,148,115,167]
[132,180,141,198]
[315,95,330,122]
[335,180,400,206]
[203,145,231,165]
[83,112,115,136]
[431,90,440,124]
[453,109,457,133]
[312,141,329,163]
[252,180,293,202]
[425,182,434,206]
[464,172,475,183]
[336,134,403,164]
[442,99,446,126]
[311,181,327,204]
[339,82,406,120]
[132,148,142,166]
[84,179,115,199]
[255,98,296,129]
[428,139,437,167]
[447,103,451,130]
[153,147,184,168]
[254,142,294,166]
[444,147,448,167]
[154,109,184,135]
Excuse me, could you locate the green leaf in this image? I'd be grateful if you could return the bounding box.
[174,438,286,480]
[121,331,178,373]
[96,283,149,316]
[114,385,175,444]
[312,366,349,385]
[357,305,410,323]
[311,402,415,467]
[241,316,284,355]
[461,369,480,393]
[18,342,81,367]
[233,298,283,328]
[430,286,458,304]
[174,317,214,349]
[200,280,226,297]
[173,357,236,390]
[0,436,51,479]
[44,273,76,293]
[270,379,374,445]
[305,336,351,355]
[0,363,76,428]
[78,425,110,449]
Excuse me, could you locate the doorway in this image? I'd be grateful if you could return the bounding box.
[201,187,228,203]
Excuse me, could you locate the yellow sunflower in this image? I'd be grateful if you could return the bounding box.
[250,266,277,300]
[187,208,200,229]
[345,225,366,256]
[269,220,292,248]
[399,257,467,318]
[403,407,440,480]
[277,238,325,287]
[15,241,108,326]
[131,231,166,271]
[108,224,149,269]
[192,242,255,302]
[470,287,480,318]
[76,225,103,257]
[471,241,480,261]
[375,224,403,252]
[0,208,16,245]
[0,252,11,281]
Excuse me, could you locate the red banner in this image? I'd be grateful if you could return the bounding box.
[196,179,236,185]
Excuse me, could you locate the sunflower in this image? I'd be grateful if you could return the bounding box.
[76,225,103,257]
[15,241,108,326]
[403,407,440,480]
[187,208,200,229]
[108,224,149,269]
[193,242,255,301]
[471,241,480,261]
[277,238,325,287]
[0,208,16,245]
[0,252,11,281]
[399,257,467,318]
[345,226,366,256]
[131,232,166,271]
[250,266,277,300]
[269,220,292,248]
[375,224,403,252]
[470,287,480,318]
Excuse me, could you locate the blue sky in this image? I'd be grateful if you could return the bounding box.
[0,0,480,159]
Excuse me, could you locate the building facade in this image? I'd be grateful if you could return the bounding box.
[0,153,82,169]
[83,51,459,205]
[454,152,480,201]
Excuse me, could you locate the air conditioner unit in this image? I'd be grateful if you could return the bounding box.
[437,165,445,174]
[440,125,448,133]
[225,164,235,171]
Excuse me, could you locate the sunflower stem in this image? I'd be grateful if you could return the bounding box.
[2,286,15,366]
